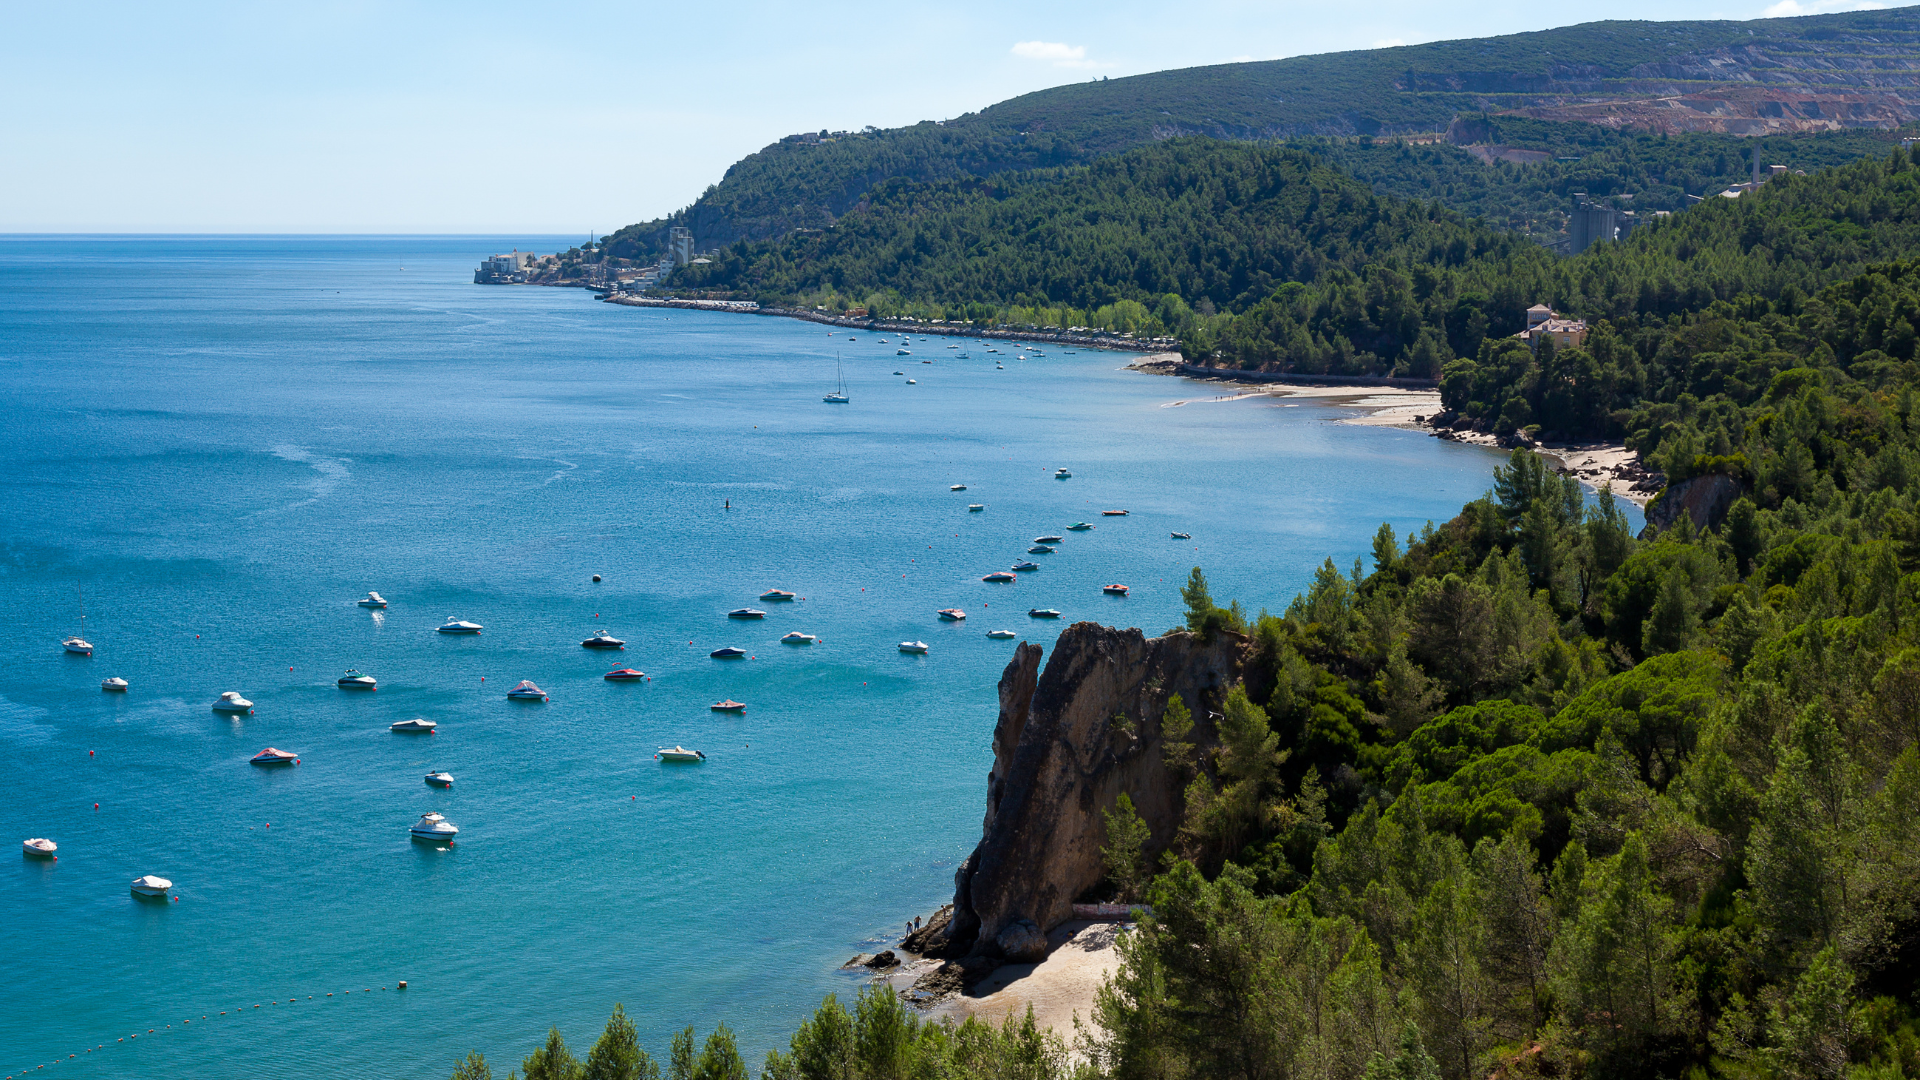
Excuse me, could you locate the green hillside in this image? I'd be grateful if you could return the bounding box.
[601,7,1920,259]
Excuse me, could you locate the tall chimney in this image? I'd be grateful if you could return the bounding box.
[1752,143,1761,187]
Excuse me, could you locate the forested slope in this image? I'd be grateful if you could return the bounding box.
[601,8,1920,258]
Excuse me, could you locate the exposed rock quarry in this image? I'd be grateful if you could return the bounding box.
[937,623,1245,957]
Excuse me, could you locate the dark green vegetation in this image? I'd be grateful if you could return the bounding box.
[446,992,1078,1080]
[601,9,1920,258]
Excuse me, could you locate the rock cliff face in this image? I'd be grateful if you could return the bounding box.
[943,623,1245,956]
[1644,473,1745,537]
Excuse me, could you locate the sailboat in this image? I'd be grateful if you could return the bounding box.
[824,354,850,403]
[62,583,93,655]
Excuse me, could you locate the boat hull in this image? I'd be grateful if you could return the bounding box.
[410,830,456,842]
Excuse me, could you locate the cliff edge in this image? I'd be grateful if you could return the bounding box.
[940,622,1244,958]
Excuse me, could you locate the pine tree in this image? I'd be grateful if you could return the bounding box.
[451,1051,493,1080]
[523,1028,584,1080]
[1103,793,1154,903]
[584,1004,659,1080]
[691,1025,748,1080]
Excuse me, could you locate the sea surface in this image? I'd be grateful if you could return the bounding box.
[0,236,1636,1078]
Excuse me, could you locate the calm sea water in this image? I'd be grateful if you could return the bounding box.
[0,236,1631,1078]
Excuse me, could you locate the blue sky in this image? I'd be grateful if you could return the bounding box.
[0,0,1888,233]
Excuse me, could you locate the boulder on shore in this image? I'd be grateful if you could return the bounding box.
[903,955,1000,1004]
[996,919,1048,963]
[903,904,959,956]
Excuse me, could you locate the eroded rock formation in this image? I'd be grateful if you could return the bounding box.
[940,623,1245,956]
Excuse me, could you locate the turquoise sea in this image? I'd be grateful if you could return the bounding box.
[0,236,1634,1078]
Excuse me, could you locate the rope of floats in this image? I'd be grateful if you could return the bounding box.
[6,981,408,1078]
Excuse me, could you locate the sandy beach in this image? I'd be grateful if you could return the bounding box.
[927,921,1128,1038]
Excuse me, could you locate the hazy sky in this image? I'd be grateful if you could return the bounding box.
[0,0,1889,233]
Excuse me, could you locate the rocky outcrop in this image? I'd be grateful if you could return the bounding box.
[943,623,1245,957]
[1644,473,1745,537]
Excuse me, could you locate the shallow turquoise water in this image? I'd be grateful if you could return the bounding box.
[0,236,1628,1078]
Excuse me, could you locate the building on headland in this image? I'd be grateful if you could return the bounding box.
[670,227,695,268]
[1568,194,1639,254]
[1515,304,1588,350]
[473,250,536,284]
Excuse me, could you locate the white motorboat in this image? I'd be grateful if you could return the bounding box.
[1028,545,1055,554]
[781,631,817,644]
[63,637,93,655]
[212,691,254,714]
[390,718,436,733]
[1104,584,1131,595]
[410,813,458,842]
[506,680,547,701]
[951,484,967,491]
[581,630,625,649]
[1034,535,1064,544]
[760,589,797,601]
[727,608,767,619]
[969,504,985,512]
[337,669,377,689]
[357,592,388,608]
[906,379,916,384]
[986,630,1017,640]
[1028,608,1062,618]
[899,641,930,654]
[982,572,1015,583]
[1055,469,1071,479]
[130,875,172,897]
[1012,561,1039,572]
[1171,531,1192,540]
[250,747,298,766]
[657,746,706,763]
[938,609,966,620]
[23,838,56,858]
[101,677,128,691]
[436,618,483,634]
[424,772,454,787]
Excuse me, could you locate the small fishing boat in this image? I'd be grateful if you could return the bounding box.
[425,772,453,787]
[760,589,797,601]
[1102,510,1129,517]
[1034,535,1064,544]
[250,747,298,766]
[437,618,483,634]
[130,875,173,897]
[1028,545,1055,554]
[212,691,254,714]
[938,608,966,620]
[603,668,647,681]
[727,608,767,619]
[951,484,967,491]
[1055,469,1071,479]
[897,349,911,356]
[894,370,905,375]
[410,813,458,842]
[781,632,817,644]
[1171,532,1192,540]
[711,700,747,712]
[62,637,93,655]
[337,669,377,689]
[391,718,437,732]
[1067,522,1094,531]
[710,647,747,658]
[1028,608,1062,619]
[581,630,625,649]
[986,630,1017,640]
[899,641,930,654]
[1104,584,1131,595]
[657,746,706,763]
[982,572,1016,583]
[23,838,56,858]
[1012,561,1039,572]
[996,364,1004,370]
[969,504,985,512]
[906,379,916,384]
[506,680,547,701]
[101,677,128,692]
[357,592,388,608]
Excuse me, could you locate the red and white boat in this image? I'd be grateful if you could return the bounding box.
[603,668,646,681]
[250,747,298,766]
[507,680,547,701]
[1103,584,1130,596]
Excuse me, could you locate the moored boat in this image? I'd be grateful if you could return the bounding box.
[938,608,966,620]
[1055,469,1071,479]
[899,641,929,654]
[1028,608,1062,618]
[436,618,483,634]
[710,699,747,712]
[390,718,436,732]
[1067,522,1094,531]
[1102,510,1129,516]
[1028,545,1054,554]
[212,691,254,714]
[969,504,985,512]
[950,484,967,491]
[657,746,706,763]
[986,630,1017,640]
[101,677,128,692]
[781,632,816,644]
[250,747,298,766]
[760,589,797,601]
[337,669,377,689]
[410,813,457,842]
[1011,561,1038,572]
[581,630,625,649]
[506,680,547,701]
[981,572,1015,583]
[710,646,747,658]
[425,772,453,787]
[603,668,647,680]
[357,592,387,608]
[1104,584,1131,595]
[23,838,56,859]
[1034,535,1064,544]
[62,637,93,655]
[130,875,172,897]
[727,608,767,620]
[1171,531,1191,540]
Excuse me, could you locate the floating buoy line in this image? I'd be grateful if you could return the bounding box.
[5,980,408,1078]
